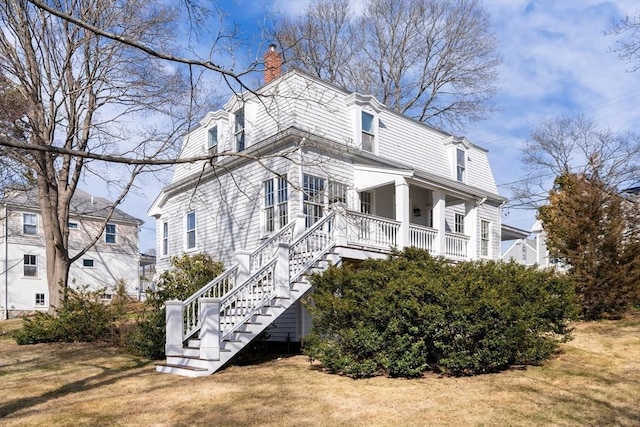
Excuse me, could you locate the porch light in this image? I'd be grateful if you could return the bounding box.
[413,206,422,217]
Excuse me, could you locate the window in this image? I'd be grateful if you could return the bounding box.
[456,148,466,182]
[186,211,196,249]
[328,181,348,205]
[35,293,45,306]
[234,108,245,151]
[23,213,37,235]
[454,213,465,234]
[303,174,325,227]
[68,222,78,230]
[105,223,116,244]
[207,126,218,156]
[24,255,37,277]
[362,111,375,152]
[481,220,490,257]
[83,259,94,267]
[263,176,290,233]
[100,293,112,301]
[162,222,169,255]
[359,191,372,214]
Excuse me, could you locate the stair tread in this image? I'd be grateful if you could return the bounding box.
[155,362,208,372]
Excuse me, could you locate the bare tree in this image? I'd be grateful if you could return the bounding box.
[609,13,640,72]
[0,0,197,311]
[274,0,500,130]
[513,114,640,209]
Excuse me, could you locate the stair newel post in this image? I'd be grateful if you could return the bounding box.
[275,242,291,298]
[293,212,306,238]
[165,300,184,356]
[199,297,221,360]
[234,250,252,283]
[332,206,348,247]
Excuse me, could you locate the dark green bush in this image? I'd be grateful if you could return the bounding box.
[13,286,116,345]
[305,247,577,378]
[127,253,224,359]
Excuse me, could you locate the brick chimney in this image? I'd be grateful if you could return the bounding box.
[264,44,282,85]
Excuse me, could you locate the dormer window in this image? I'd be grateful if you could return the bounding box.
[362,111,375,152]
[207,126,218,154]
[456,148,466,182]
[235,108,245,152]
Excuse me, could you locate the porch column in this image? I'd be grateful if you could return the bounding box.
[465,200,478,260]
[432,190,446,256]
[395,177,409,249]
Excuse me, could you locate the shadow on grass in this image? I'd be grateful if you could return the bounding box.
[0,352,151,419]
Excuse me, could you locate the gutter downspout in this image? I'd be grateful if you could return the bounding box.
[3,204,8,320]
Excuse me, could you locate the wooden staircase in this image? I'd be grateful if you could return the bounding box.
[155,213,338,377]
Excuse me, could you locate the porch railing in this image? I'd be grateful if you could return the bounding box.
[346,211,400,249]
[445,233,469,258]
[409,224,437,253]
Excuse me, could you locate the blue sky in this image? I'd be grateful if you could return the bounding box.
[92,0,639,253]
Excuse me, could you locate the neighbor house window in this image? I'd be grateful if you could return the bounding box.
[24,254,37,277]
[162,222,169,256]
[23,213,37,235]
[186,211,196,249]
[359,191,372,214]
[328,181,348,205]
[35,293,45,306]
[361,111,375,152]
[456,148,466,182]
[454,213,465,234]
[303,174,325,227]
[234,108,245,151]
[208,126,218,152]
[83,259,94,267]
[100,293,112,301]
[68,222,78,230]
[481,220,490,257]
[105,223,116,244]
[264,176,289,233]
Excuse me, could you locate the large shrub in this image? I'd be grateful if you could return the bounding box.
[127,253,224,359]
[305,248,577,378]
[13,286,118,345]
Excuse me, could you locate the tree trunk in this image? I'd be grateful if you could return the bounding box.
[46,249,70,314]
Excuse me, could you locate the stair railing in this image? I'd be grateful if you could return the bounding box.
[218,258,278,340]
[181,265,239,341]
[289,212,336,283]
[249,221,296,271]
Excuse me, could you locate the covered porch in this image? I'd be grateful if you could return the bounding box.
[334,165,494,261]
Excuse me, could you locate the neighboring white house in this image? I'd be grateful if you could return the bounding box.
[502,220,552,267]
[1,187,143,318]
[504,185,640,268]
[149,51,510,376]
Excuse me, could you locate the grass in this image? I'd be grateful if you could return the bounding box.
[0,313,639,427]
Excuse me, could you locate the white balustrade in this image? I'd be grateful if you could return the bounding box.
[346,211,400,249]
[409,224,437,253]
[181,265,238,340]
[445,233,469,258]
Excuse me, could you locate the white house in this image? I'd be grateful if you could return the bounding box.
[501,220,552,267]
[1,187,143,318]
[149,50,509,376]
